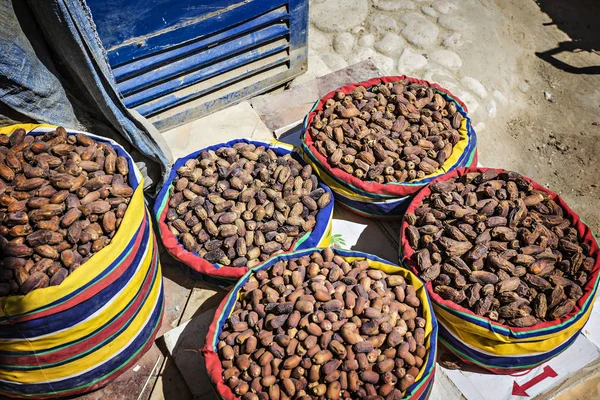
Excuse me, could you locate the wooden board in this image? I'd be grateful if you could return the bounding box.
[163,307,221,399]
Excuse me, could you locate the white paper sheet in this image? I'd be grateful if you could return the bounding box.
[442,334,600,400]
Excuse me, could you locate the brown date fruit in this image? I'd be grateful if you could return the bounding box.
[308,81,464,183]
[405,170,596,326]
[0,128,134,296]
[166,145,331,269]
[217,249,429,398]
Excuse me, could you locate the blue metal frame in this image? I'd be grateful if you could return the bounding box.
[111,7,290,82]
[86,0,308,130]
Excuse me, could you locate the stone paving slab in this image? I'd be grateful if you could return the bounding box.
[163,307,221,400]
[161,102,273,160]
[289,48,334,89]
[250,58,382,136]
[148,356,193,400]
[544,358,600,400]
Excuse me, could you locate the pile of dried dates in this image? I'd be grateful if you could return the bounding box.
[307,79,464,183]
[405,170,596,327]
[217,249,428,400]
[167,143,332,267]
[0,128,133,296]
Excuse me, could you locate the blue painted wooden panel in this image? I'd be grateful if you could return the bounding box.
[118,23,289,96]
[88,0,242,53]
[89,0,290,66]
[150,64,293,131]
[137,46,289,115]
[111,6,289,82]
[86,0,308,131]
[126,39,290,112]
[288,0,309,57]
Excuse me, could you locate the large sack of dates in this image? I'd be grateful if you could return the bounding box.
[0,125,163,398]
[399,167,600,373]
[301,76,477,220]
[202,247,438,400]
[154,139,335,286]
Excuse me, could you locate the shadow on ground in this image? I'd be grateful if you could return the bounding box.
[158,297,224,400]
[158,242,198,291]
[437,346,501,375]
[534,0,600,74]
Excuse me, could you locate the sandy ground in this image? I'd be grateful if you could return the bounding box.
[485,0,600,235]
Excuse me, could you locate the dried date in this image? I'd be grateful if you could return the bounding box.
[308,80,465,184]
[0,127,133,295]
[167,144,331,268]
[217,249,428,399]
[405,170,596,326]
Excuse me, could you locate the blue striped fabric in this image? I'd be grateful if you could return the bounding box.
[210,248,438,399]
[0,288,164,395]
[438,322,580,369]
[0,219,151,338]
[333,190,412,216]
[1,238,159,364]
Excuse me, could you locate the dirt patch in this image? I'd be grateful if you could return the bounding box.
[481,0,600,234]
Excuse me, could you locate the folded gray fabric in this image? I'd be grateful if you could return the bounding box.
[0,0,173,196]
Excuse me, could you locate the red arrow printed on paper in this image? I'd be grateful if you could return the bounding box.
[512,366,558,397]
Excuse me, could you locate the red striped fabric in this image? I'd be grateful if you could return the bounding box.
[4,216,149,324]
[43,320,162,400]
[6,244,159,366]
[202,292,235,400]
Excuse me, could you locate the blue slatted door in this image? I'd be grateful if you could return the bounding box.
[87,0,308,131]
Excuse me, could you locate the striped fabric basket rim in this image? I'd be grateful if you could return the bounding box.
[0,213,153,341]
[300,75,478,199]
[0,218,158,366]
[438,323,579,372]
[153,138,335,281]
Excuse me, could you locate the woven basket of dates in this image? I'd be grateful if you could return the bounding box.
[301,75,478,219]
[154,139,335,284]
[0,125,163,398]
[399,167,600,372]
[202,248,438,400]
[0,126,137,296]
